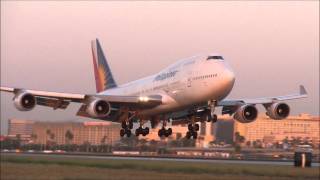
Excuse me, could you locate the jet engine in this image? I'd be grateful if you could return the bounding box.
[86,99,111,118]
[265,102,290,120]
[233,104,258,123]
[13,91,36,111]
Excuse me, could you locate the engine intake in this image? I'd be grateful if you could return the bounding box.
[14,92,36,111]
[86,99,111,118]
[265,103,290,120]
[233,104,258,123]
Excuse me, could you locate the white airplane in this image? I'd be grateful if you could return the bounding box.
[0,39,307,139]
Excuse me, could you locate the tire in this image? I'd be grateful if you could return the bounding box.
[188,124,193,131]
[158,129,164,137]
[120,129,125,137]
[121,122,127,129]
[167,128,172,135]
[135,129,140,136]
[186,131,191,139]
[193,131,198,139]
[129,121,133,129]
[206,113,212,122]
[126,129,131,137]
[194,124,199,131]
[212,114,218,123]
[145,127,150,134]
[164,131,170,137]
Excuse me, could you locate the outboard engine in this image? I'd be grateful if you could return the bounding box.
[13,91,36,111]
[264,102,290,120]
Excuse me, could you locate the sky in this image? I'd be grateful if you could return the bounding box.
[1,1,319,134]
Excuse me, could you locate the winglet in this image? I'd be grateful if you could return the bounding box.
[299,85,307,95]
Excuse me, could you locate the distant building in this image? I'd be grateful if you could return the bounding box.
[32,121,121,145]
[8,119,34,143]
[234,114,320,145]
[214,117,234,144]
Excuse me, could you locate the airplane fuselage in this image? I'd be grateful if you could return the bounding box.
[101,54,235,115]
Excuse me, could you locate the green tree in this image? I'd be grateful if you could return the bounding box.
[65,130,74,144]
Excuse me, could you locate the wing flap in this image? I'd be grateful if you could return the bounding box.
[36,97,70,110]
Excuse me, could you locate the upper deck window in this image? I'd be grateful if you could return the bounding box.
[207,56,224,60]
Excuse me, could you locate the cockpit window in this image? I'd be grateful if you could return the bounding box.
[207,56,224,60]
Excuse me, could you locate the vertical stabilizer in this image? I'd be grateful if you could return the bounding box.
[91,39,117,92]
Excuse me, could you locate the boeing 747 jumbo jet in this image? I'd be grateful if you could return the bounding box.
[0,39,308,139]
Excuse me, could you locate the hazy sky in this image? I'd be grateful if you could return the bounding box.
[1,1,319,134]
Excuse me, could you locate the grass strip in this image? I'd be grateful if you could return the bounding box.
[1,155,319,179]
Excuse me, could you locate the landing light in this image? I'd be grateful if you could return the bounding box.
[139,96,149,102]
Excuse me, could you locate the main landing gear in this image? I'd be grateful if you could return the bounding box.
[135,120,150,137]
[158,119,172,138]
[120,120,133,137]
[158,127,172,137]
[186,123,199,139]
[206,113,218,123]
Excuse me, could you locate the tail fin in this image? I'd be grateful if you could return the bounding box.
[91,38,117,92]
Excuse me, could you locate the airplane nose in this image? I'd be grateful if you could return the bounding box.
[224,68,235,85]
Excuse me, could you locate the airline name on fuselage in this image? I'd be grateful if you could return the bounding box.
[154,70,179,81]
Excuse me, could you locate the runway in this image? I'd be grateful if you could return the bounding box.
[3,152,320,167]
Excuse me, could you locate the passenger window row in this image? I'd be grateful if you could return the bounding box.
[192,73,217,80]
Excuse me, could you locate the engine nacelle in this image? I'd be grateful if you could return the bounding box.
[86,99,111,118]
[265,102,290,120]
[233,105,258,123]
[13,92,36,111]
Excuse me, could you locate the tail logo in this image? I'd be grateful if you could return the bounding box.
[91,39,117,93]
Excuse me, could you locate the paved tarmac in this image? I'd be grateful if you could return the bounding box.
[2,152,319,167]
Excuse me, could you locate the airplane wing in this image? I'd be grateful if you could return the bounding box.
[0,86,162,110]
[218,85,307,106]
[159,85,308,122]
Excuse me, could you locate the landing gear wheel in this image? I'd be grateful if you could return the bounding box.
[144,127,150,136]
[206,114,212,122]
[212,114,218,123]
[126,129,131,137]
[186,131,192,139]
[158,127,172,138]
[120,129,125,137]
[164,130,170,137]
[121,122,127,129]
[194,124,200,131]
[188,124,193,131]
[129,121,134,129]
[135,128,141,136]
[192,131,198,139]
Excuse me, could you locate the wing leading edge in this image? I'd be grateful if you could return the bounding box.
[0,86,162,110]
[218,85,307,106]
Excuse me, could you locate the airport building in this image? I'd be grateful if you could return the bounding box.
[8,119,34,143]
[32,121,121,145]
[6,113,319,147]
[234,114,320,145]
